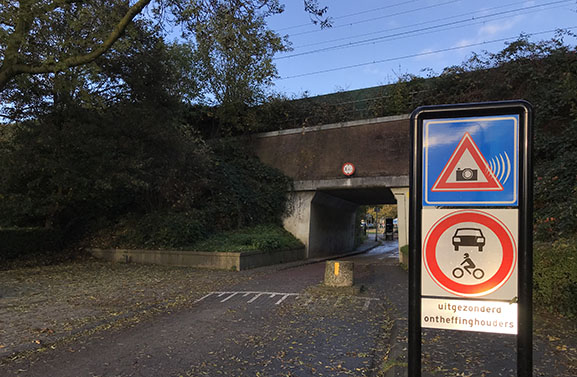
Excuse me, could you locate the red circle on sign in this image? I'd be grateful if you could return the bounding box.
[423,210,516,297]
[342,162,355,176]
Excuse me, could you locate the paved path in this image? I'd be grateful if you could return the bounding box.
[0,241,398,377]
[1,240,575,376]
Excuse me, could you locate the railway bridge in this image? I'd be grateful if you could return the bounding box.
[252,114,411,259]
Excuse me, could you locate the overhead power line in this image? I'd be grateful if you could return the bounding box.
[292,0,550,50]
[289,0,462,37]
[276,0,574,60]
[279,26,577,80]
[277,0,421,32]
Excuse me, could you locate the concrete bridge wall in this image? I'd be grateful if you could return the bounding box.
[252,114,410,181]
[252,115,411,259]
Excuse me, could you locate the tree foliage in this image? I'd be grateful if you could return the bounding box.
[191,2,288,136]
[0,0,152,91]
[0,0,329,94]
[0,0,334,251]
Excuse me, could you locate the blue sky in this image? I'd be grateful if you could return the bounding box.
[267,0,577,97]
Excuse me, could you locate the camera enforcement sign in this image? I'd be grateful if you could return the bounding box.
[423,115,518,206]
[409,101,533,377]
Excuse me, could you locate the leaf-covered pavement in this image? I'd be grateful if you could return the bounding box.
[1,241,576,376]
[0,259,255,361]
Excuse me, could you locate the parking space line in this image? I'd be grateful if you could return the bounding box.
[195,291,381,310]
[362,298,380,310]
[221,292,238,302]
[247,293,264,303]
[275,294,298,305]
[193,292,214,303]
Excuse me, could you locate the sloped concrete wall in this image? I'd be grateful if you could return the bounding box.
[283,191,358,259]
[309,192,358,258]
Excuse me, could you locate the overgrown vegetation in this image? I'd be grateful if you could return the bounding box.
[0,228,62,262]
[0,7,294,261]
[188,225,304,252]
[534,239,577,317]
[91,222,302,253]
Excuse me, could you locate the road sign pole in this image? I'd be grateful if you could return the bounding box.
[517,104,533,377]
[409,109,422,377]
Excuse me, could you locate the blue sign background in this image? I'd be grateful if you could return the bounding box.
[423,115,519,206]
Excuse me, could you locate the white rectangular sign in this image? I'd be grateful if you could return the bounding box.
[422,297,517,334]
[421,208,518,301]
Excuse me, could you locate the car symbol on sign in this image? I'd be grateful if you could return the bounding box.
[452,228,485,252]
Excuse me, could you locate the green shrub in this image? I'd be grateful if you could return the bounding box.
[190,224,303,252]
[400,245,409,270]
[91,211,207,249]
[400,245,409,256]
[0,227,62,261]
[534,239,577,317]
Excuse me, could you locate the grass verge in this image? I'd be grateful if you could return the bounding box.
[189,224,304,252]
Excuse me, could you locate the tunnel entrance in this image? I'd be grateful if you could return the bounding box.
[284,185,409,261]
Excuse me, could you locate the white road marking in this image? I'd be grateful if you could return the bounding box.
[193,292,214,303]
[362,297,380,310]
[221,292,238,302]
[197,291,381,310]
[275,294,297,305]
[247,293,264,303]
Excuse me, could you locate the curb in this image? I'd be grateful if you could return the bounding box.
[383,317,408,377]
[275,241,382,271]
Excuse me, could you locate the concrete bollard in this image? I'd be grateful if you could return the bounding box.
[324,260,354,287]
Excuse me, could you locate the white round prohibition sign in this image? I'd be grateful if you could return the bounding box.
[342,162,355,176]
[423,209,517,297]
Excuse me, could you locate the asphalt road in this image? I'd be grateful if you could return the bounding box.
[3,240,572,377]
[0,242,400,377]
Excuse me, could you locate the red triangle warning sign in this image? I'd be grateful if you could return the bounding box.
[431,132,503,192]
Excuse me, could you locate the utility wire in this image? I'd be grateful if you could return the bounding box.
[279,26,577,80]
[276,0,421,32]
[289,0,462,37]
[292,0,550,50]
[313,3,568,58]
[276,0,574,60]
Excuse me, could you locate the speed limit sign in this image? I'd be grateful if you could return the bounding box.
[342,162,355,176]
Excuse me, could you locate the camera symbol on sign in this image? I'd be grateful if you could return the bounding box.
[456,167,478,181]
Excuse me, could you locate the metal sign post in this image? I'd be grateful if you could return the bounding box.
[409,101,533,377]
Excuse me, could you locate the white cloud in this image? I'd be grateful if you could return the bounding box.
[453,39,476,48]
[477,18,522,38]
[415,48,435,61]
